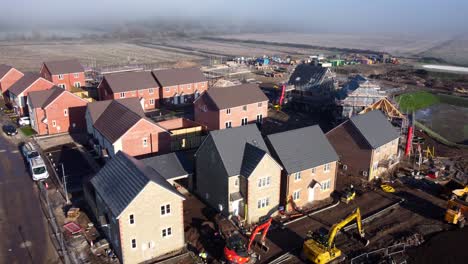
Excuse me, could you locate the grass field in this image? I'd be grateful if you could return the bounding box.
[396,91,440,112]
[19,126,36,137]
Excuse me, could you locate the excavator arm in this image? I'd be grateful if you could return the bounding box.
[326,208,365,248]
[247,218,272,251]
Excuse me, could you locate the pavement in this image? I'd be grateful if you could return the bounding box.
[0,128,60,263]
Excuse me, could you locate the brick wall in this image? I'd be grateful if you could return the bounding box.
[44,92,87,135]
[218,101,268,130]
[160,81,208,104]
[120,119,169,157]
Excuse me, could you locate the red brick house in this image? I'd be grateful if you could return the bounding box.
[27,87,88,135]
[152,68,208,105]
[86,98,171,158]
[8,73,55,116]
[97,71,160,110]
[194,84,268,131]
[0,64,24,97]
[40,59,85,91]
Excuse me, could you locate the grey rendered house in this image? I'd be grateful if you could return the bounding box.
[86,151,185,264]
[194,124,283,224]
[266,125,339,211]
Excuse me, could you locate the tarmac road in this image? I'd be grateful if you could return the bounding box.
[0,132,59,264]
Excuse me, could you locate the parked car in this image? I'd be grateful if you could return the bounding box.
[21,142,40,163]
[18,117,31,126]
[2,124,18,136]
[29,157,49,181]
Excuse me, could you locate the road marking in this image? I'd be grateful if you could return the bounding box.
[0,149,5,153]
[11,150,19,153]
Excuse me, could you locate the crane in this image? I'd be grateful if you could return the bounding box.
[302,208,369,264]
[223,217,272,264]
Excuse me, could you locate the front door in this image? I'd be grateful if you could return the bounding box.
[232,200,240,216]
[308,186,316,202]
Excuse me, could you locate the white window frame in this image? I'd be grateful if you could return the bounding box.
[162,227,172,238]
[52,120,57,127]
[257,197,270,209]
[225,121,232,128]
[257,176,271,188]
[149,99,155,105]
[186,84,191,89]
[234,178,239,186]
[293,190,301,201]
[226,108,231,115]
[142,137,148,148]
[129,214,135,225]
[160,204,171,216]
[73,73,79,78]
[149,88,154,94]
[120,92,125,98]
[131,239,137,249]
[311,167,316,174]
[321,180,331,191]
[165,87,170,92]
[294,172,301,181]
[258,102,262,107]
[324,163,331,173]
[64,109,68,117]
[58,74,64,80]
[243,105,247,111]
[241,117,248,126]
[74,82,81,88]
[373,161,379,171]
[58,84,66,89]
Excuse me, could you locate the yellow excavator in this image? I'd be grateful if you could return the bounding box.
[302,208,369,264]
[451,186,468,202]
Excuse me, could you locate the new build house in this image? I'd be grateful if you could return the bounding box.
[266,125,339,211]
[8,73,54,116]
[27,87,88,135]
[194,124,282,224]
[40,59,85,91]
[194,84,268,131]
[86,98,170,158]
[86,151,185,264]
[98,71,160,110]
[152,68,208,105]
[0,64,24,97]
[326,110,400,181]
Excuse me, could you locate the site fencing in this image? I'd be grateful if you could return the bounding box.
[414,120,468,149]
[38,181,74,264]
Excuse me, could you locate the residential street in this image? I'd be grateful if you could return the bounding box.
[0,132,59,264]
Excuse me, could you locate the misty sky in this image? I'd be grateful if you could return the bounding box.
[2,0,468,35]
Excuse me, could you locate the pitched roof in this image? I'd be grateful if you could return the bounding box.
[267,125,339,174]
[240,143,267,177]
[90,151,184,217]
[8,72,46,96]
[28,87,64,108]
[350,110,400,149]
[152,68,207,87]
[94,100,152,143]
[87,98,144,125]
[103,71,158,93]
[208,124,271,177]
[43,59,84,75]
[0,64,12,78]
[288,64,328,86]
[141,152,192,180]
[201,84,268,110]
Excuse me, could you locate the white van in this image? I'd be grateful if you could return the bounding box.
[21,142,40,163]
[29,157,49,181]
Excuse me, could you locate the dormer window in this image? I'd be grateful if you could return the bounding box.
[58,74,64,80]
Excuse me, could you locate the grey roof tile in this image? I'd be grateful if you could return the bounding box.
[0,64,12,78]
[350,110,400,149]
[208,124,271,177]
[90,151,184,217]
[240,143,267,177]
[87,98,144,125]
[8,72,46,96]
[103,71,158,93]
[43,59,84,75]
[202,83,268,110]
[141,152,192,180]
[153,68,206,87]
[28,86,64,108]
[267,125,339,174]
[289,64,328,86]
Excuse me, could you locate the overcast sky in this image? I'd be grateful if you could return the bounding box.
[2,0,468,35]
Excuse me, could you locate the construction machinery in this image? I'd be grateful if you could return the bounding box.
[444,198,468,228]
[340,185,356,204]
[302,208,369,264]
[273,84,287,111]
[223,217,272,264]
[451,186,468,202]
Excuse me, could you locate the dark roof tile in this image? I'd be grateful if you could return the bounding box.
[153,68,207,87]
[202,84,268,110]
[43,59,84,75]
[350,110,400,149]
[103,71,158,93]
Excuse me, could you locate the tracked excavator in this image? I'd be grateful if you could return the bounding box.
[302,208,369,264]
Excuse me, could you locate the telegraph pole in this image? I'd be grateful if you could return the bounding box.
[61,163,70,204]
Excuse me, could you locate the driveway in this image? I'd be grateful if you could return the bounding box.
[0,126,59,263]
